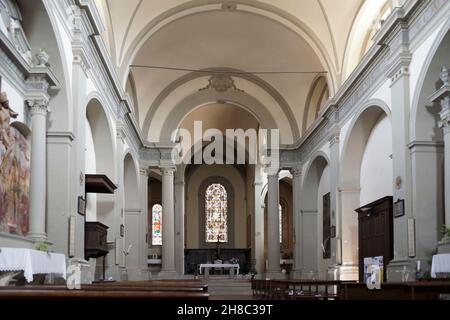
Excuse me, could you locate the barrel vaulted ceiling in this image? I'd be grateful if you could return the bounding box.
[94,0,391,144]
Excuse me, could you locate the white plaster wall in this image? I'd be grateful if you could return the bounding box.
[186,165,247,249]
[85,117,97,222]
[359,114,393,205]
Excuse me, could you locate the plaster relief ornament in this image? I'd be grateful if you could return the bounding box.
[199,74,243,93]
[36,48,50,67]
[0,92,18,151]
[441,65,449,86]
[395,176,402,190]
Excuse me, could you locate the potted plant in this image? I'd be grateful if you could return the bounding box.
[438,225,450,254]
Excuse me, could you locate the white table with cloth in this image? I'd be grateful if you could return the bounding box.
[199,263,240,276]
[0,248,67,284]
[431,253,450,278]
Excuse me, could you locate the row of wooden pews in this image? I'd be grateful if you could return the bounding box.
[252,279,450,300]
[0,280,209,300]
[252,279,343,300]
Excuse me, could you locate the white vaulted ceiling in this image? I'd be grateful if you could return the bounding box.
[94,0,391,144]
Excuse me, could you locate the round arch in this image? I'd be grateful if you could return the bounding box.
[340,100,391,188]
[300,153,330,279]
[124,153,139,211]
[142,68,300,141]
[158,89,283,143]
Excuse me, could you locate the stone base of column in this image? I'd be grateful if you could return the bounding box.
[338,264,358,281]
[386,258,429,282]
[327,265,340,280]
[158,270,179,279]
[290,269,303,279]
[264,271,286,280]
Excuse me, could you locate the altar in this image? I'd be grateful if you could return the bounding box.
[0,248,66,285]
[199,263,240,276]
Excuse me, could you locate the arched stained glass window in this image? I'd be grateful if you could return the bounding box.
[205,184,228,243]
[152,204,162,245]
[279,204,282,244]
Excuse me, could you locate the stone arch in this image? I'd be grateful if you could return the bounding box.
[339,102,392,280]
[300,153,330,279]
[142,68,300,142]
[303,75,330,133]
[340,101,391,188]
[124,153,139,211]
[409,23,449,257]
[157,89,284,144]
[85,98,116,229]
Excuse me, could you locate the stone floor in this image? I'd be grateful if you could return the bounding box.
[203,275,255,300]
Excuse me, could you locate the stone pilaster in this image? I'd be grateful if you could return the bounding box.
[290,166,303,279]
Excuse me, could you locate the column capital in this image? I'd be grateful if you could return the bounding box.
[264,166,279,177]
[27,98,49,115]
[139,166,150,177]
[160,166,176,176]
[289,166,302,177]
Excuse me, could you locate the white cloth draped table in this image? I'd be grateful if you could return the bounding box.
[431,253,450,278]
[0,248,67,282]
[199,263,240,275]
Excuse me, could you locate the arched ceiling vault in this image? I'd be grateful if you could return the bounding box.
[95,0,390,144]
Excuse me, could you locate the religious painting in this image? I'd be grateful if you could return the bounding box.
[0,125,30,236]
[205,183,228,243]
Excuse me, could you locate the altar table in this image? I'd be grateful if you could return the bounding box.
[431,253,450,278]
[0,248,67,283]
[199,263,240,275]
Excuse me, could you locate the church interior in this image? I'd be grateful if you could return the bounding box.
[0,0,449,301]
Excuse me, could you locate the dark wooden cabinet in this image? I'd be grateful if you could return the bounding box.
[85,222,109,260]
[356,196,393,282]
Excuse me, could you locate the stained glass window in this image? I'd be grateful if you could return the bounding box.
[152,204,162,245]
[279,204,282,243]
[205,184,228,243]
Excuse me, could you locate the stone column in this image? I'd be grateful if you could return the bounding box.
[138,166,150,279]
[291,166,303,279]
[265,168,282,278]
[252,176,265,276]
[328,128,340,279]
[174,175,185,276]
[431,66,450,225]
[27,99,49,241]
[159,166,177,277]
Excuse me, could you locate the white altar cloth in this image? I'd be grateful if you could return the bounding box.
[431,253,450,278]
[199,263,240,275]
[0,248,67,282]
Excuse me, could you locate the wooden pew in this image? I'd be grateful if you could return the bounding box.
[339,280,450,300]
[0,280,210,300]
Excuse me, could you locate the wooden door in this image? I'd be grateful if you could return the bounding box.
[356,196,393,282]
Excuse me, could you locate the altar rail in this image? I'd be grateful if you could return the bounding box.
[252,279,450,300]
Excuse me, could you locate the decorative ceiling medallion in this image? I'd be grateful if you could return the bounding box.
[199,74,243,93]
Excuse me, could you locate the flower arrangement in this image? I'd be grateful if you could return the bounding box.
[442,225,450,240]
[229,257,239,265]
[35,242,50,255]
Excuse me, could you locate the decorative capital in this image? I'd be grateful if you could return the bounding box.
[439,99,450,129]
[289,166,302,177]
[27,98,49,115]
[328,129,340,146]
[160,166,176,176]
[139,166,150,177]
[440,65,450,86]
[264,166,279,177]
